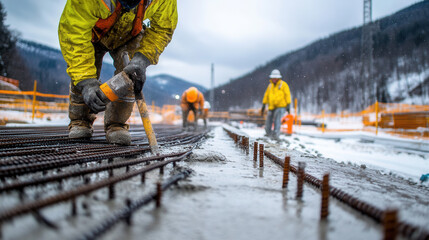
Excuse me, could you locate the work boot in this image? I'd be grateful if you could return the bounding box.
[106,124,131,145]
[104,101,134,145]
[69,120,93,138]
[68,85,96,139]
[272,134,280,141]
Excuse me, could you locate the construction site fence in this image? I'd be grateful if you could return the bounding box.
[1,89,428,138]
[208,102,429,139]
[298,102,429,139]
[0,89,182,124]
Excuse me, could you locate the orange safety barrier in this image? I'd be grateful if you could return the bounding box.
[2,86,428,140]
[379,112,429,129]
[306,101,429,139]
[0,84,69,122]
[0,76,19,87]
[0,90,34,96]
[208,111,230,119]
[0,90,69,99]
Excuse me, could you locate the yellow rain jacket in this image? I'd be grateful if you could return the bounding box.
[58,0,178,85]
[262,79,291,110]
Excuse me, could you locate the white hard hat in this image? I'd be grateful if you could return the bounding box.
[269,69,282,79]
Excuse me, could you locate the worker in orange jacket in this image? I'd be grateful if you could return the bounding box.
[181,87,204,129]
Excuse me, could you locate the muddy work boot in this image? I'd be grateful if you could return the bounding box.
[69,122,93,138]
[68,87,96,139]
[104,101,134,145]
[106,124,131,145]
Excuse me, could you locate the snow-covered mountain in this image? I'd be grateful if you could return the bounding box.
[7,40,205,106]
[144,74,206,106]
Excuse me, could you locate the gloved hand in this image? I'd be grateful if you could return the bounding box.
[261,105,266,116]
[123,52,151,99]
[198,109,203,116]
[76,78,109,113]
[286,104,290,114]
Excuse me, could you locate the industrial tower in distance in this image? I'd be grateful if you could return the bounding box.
[360,0,377,107]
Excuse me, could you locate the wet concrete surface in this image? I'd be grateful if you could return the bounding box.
[3,126,425,239]
[101,127,393,240]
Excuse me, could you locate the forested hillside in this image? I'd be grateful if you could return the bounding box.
[5,40,205,106]
[212,1,429,112]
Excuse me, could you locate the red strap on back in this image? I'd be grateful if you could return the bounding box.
[92,0,147,43]
[92,1,123,43]
[131,0,147,36]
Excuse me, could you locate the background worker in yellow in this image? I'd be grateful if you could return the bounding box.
[261,69,291,139]
[181,87,205,129]
[58,0,177,145]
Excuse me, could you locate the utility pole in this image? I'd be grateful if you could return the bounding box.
[361,0,374,108]
[210,63,215,110]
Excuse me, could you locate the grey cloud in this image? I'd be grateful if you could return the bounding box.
[1,0,419,87]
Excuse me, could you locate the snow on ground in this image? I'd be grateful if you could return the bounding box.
[241,125,429,182]
[319,118,364,130]
[238,124,429,231]
[294,135,427,179]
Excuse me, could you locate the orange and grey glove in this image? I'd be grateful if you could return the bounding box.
[123,52,151,100]
[286,104,290,114]
[76,78,109,113]
[261,104,266,116]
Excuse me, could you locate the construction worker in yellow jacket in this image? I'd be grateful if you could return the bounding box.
[261,69,291,139]
[58,0,177,145]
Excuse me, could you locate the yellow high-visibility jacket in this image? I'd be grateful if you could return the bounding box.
[262,79,291,110]
[58,0,178,85]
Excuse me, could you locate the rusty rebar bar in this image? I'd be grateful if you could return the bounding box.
[84,176,91,185]
[253,142,258,161]
[320,173,330,219]
[263,150,429,239]
[141,173,145,184]
[282,156,290,189]
[77,169,192,240]
[0,152,194,222]
[259,144,264,168]
[125,198,132,225]
[0,152,188,193]
[0,128,206,179]
[241,136,246,150]
[383,209,398,240]
[108,169,115,200]
[296,162,306,199]
[71,197,77,216]
[156,182,162,208]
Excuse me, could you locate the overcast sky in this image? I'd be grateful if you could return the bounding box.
[2,0,420,88]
